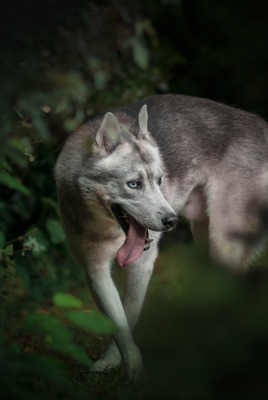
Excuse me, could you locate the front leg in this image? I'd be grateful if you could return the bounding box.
[123,234,160,328]
[68,232,145,382]
[84,245,146,382]
[91,234,160,375]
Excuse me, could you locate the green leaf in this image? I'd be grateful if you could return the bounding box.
[65,310,116,335]
[53,293,83,309]
[26,313,70,338]
[0,172,31,196]
[45,218,65,244]
[4,244,13,256]
[0,158,12,172]
[132,38,149,69]
[25,313,92,367]
[50,341,92,367]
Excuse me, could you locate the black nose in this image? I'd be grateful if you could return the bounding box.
[162,213,177,229]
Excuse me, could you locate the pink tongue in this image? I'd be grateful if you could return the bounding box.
[116,218,147,267]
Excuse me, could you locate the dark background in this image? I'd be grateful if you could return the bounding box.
[1,1,268,399]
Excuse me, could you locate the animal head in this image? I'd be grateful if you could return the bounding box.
[79,105,177,265]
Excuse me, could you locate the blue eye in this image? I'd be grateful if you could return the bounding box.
[127,180,143,189]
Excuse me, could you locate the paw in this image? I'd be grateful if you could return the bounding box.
[125,347,147,383]
[127,363,147,383]
[90,344,121,373]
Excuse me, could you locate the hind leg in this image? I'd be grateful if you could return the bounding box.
[183,185,209,244]
[207,176,265,271]
[209,224,254,271]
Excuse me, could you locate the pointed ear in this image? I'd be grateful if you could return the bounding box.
[94,112,121,153]
[137,104,149,139]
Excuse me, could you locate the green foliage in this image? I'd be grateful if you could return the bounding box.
[26,312,92,367]
[65,311,116,335]
[53,292,83,309]
[45,219,66,245]
[0,171,31,196]
[0,290,115,399]
[2,2,161,398]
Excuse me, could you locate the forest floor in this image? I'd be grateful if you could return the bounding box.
[5,227,268,400]
[64,228,268,400]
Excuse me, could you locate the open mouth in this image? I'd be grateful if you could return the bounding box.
[111,204,153,267]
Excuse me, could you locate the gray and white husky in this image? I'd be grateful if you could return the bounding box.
[55,94,268,382]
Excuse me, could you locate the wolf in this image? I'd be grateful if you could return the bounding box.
[55,94,268,382]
